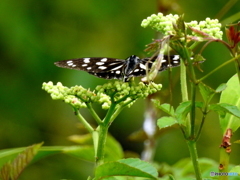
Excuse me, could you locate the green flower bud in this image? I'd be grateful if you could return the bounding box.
[102,102,110,110]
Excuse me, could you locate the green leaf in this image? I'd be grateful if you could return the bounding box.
[0,143,43,180]
[219,75,240,133]
[157,117,178,129]
[209,104,226,118]
[229,165,240,174]
[0,144,47,169]
[215,83,227,93]
[198,82,215,103]
[219,103,240,117]
[175,101,191,126]
[0,135,123,172]
[98,177,127,180]
[160,104,175,116]
[61,146,95,162]
[67,134,124,162]
[173,157,218,177]
[175,101,203,126]
[209,103,240,118]
[0,145,96,169]
[104,135,124,162]
[152,100,175,116]
[95,158,158,180]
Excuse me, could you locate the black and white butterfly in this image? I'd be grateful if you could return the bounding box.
[55,55,181,82]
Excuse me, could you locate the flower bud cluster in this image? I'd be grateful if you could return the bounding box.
[188,18,223,40]
[43,81,162,110]
[141,13,223,40]
[96,81,162,102]
[141,13,179,35]
[42,82,87,108]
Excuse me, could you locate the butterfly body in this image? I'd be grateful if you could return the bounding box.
[55,55,181,82]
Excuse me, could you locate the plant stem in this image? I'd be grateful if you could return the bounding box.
[187,141,202,180]
[198,56,239,82]
[74,107,94,133]
[95,123,109,166]
[183,48,198,139]
[180,60,190,137]
[195,109,207,142]
[180,60,189,102]
[86,103,102,124]
[180,46,202,178]
[95,102,118,166]
[219,147,230,180]
[190,83,197,138]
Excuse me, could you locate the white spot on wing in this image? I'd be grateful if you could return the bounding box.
[173,55,180,60]
[111,65,123,70]
[82,64,88,67]
[140,63,146,70]
[100,58,108,62]
[83,58,90,63]
[98,66,107,70]
[72,64,76,67]
[173,60,179,64]
[67,60,73,64]
[116,70,121,74]
[96,62,104,65]
[109,62,120,65]
[134,69,139,72]
[87,67,92,70]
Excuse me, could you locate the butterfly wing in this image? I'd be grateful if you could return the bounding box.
[157,55,181,71]
[54,55,181,81]
[55,57,127,80]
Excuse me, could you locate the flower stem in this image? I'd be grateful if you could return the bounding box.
[73,107,94,133]
[187,140,202,180]
[95,123,109,166]
[95,102,117,166]
[86,103,102,124]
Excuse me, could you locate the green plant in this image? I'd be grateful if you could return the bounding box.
[0,13,239,180]
[141,13,240,179]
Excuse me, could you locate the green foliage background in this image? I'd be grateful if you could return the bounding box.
[0,0,239,179]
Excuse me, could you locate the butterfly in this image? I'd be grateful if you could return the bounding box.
[54,55,181,82]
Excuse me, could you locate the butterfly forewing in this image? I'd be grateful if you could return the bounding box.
[54,57,126,73]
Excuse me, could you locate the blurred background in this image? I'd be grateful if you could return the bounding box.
[0,0,239,179]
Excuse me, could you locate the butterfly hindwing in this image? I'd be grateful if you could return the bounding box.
[128,55,181,77]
